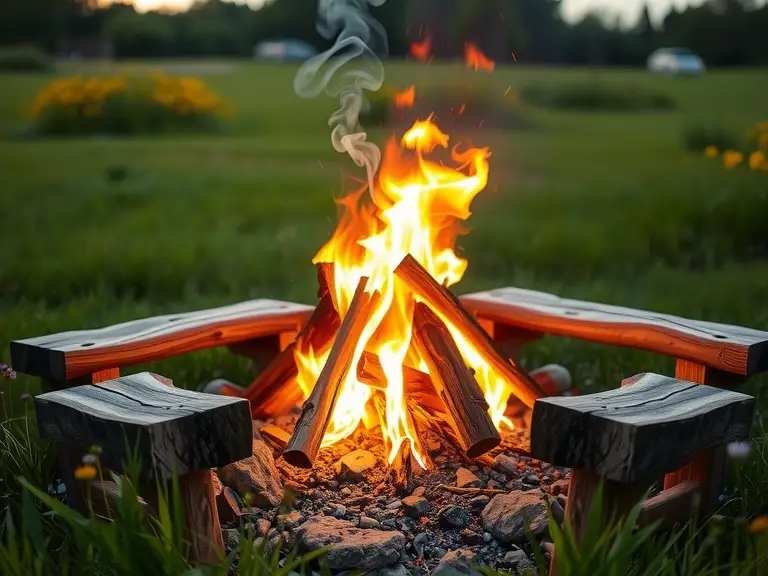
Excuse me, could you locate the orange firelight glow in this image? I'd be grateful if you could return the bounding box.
[394,85,415,109]
[410,35,432,62]
[465,43,496,72]
[294,118,515,467]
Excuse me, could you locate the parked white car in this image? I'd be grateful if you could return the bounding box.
[647,48,706,76]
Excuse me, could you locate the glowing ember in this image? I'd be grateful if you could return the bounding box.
[295,117,515,467]
[465,43,495,72]
[410,35,432,62]
[394,85,415,109]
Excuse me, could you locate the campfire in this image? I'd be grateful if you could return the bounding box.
[250,117,546,479]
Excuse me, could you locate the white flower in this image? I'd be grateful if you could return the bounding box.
[726,441,752,459]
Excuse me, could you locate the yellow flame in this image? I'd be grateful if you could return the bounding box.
[295,117,513,466]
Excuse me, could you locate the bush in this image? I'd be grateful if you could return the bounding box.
[522,83,676,111]
[30,72,232,136]
[683,125,741,154]
[0,45,53,73]
[688,120,768,174]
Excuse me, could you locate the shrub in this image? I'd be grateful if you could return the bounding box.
[0,45,53,73]
[30,72,232,136]
[522,83,676,111]
[691,120,768,174]
[683,125,740,154]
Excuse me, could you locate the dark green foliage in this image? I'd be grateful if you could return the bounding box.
[0,46,53,73]
[521,83,676,112]
[682,125,741,153]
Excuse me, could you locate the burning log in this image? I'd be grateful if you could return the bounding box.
[246,263,339,417]
[412,302,501,459]
[395,254,545,408]
[389,438,414,494]
[283,277,380,468]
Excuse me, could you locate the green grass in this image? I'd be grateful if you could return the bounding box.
[0,61,767,571]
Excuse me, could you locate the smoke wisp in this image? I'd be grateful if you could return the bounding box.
[294,0,388,194]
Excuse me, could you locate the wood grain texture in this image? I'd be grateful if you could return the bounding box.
[395,254,545,407]
[412,302,500,459]
[11,299,313,382]
[530,372,755,483]
[663,360,727,513]
[461,287,768,376]
[283,278,380,468]
[642,481,701,529]
[34,372,253,481]
[180,469,224,563]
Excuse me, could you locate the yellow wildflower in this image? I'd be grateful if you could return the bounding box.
[748,515,768,535]
[722,150,743,169]
[704,145,718,158]
[74,464,97,481]
[749,150,766,171]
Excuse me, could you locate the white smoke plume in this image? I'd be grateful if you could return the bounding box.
[294,0,388,195]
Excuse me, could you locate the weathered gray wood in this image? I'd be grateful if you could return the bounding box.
[461,287,768,376]
[12,299,312,382]
[529,373,755,483]
[34,372,253,481]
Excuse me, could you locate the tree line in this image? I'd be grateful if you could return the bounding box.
[1,0,766,66]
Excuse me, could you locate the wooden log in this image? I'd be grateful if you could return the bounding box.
[395,254,544,408]
[642,481,701,530]
[259,425,291,450]
[411,302,500,459]
[180,468,225,563]
[437,484,506,496]
[529,372,755,484]
[244,264,340,418]
[35,372,253,481]
[283,278,380,468]
[11,299,312,382]
[389,438,414,494]
[460,286,768,377]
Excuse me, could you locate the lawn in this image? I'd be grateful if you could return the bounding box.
[1,61,767,569]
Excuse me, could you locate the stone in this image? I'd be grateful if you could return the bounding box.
[371,564,411,576]
[460,529,483,545]
[402,495,428,518]
[412,532,429,556]
[216,486,243,525]
[432,548,481,576]
[551,479,569,496]
[327,480,339,491]
[494,454,518,476]
[411,486,426,497]
[430,547,448,560]
[470,495,489,510]
[481,491,549,544]
[223,528,240,553]
[382,519,399,530]
[211,470,224,496]
[386,500,403,510]
[334,449,378,481]
[502,549,535,572]
[456,467,483,489]
[256,518,271,536]
[397,517,417,533]
[359,515,382,529]
[550,499,565,525]
[523,474,540,485]
[482,532,492,543]
[438,505,470,529]
[332,504,348,519]
[297,515,405,570]
[218,438,284,508]
[276,511,304,531]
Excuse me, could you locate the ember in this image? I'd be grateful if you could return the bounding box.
[410,35,432,62]
[465,42,495,72]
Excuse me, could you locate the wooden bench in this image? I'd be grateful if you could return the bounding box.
[460,287,768,511]
[529,372,755,574]
[34,371,252,563]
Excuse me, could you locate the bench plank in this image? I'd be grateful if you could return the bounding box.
[34,372,252,480]
[12,298,312,382]
[461,287,768,376]
[529,373,754,483]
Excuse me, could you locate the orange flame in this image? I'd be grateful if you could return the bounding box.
[295,118,513,467]
[410,35,432,62]
[465,42,495,72]
[394,85,415,109]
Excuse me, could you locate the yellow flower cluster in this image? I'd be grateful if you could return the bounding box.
[703,121,768,173]
[30,72,230,121]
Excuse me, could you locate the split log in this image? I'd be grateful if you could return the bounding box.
[412,302,500,459]
[259,425,291,450]
[245,263,340,417]
[390,438,414,494]
[283,277,380,468]
[395,254,544,408]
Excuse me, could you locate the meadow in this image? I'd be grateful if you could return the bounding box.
[0,60,767,571]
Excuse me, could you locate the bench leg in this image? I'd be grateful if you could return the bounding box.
[663,360,732,513]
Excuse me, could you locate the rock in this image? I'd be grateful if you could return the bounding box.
[327,480,339,491]
[297,515,405,570]
[438,505,470,529]
[460,529,483,545]
[470,495,489,510]
[256,518,271,535]
[487,480,500,490]
[432,548,480,576]
[523,474,540,485]
[412,532,429,556]
[335,450,378,481]
[382,519,399,530]
[223,528,240,553]
[456,467,482,489]
[502,549,535,571]
[359,515,382,529]
[371,563,411,576]
[211,470,224,496]
[332,504,348,519]
[216,487,243,525]
[430,547,448,560]
[482,491,549,544]
[276,511,304,531]
[551,479,569,496]
[411,486,426,497]
[386,500,403,510]
[494,454,518,476]
[397,517,417,533]
[218,438,284,508]
[550,499,565,525]
[402,495,428,518]
[482,532,492,543]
